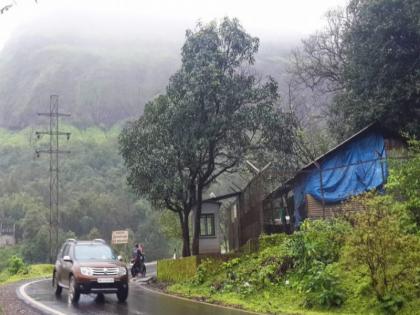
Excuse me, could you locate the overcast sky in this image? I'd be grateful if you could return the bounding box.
[0,0,347,50]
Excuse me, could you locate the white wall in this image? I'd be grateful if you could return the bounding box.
[192,202,221,254]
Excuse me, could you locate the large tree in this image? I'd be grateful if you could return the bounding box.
[291,0,420,139]
[120,18,296,256]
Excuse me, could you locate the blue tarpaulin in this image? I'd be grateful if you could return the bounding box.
[293,130,387,224]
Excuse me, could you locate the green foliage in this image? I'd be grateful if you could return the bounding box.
[296,262,345,308]
[157,256,199,283]
[288,219,351,271]
[7,256,28,275]
[0,126,175,263]
[120,17,296,256]
[0,264,53,285]
[387,139,420,227]
[344,193,420,311]
[339,0,420,136]
[135,205,172,261]
[193,258,223,285]
[0,246,22,271]
[293,0,420,139]
[285,220,350,308]
[87,227,102,240]
[20,224,51,263]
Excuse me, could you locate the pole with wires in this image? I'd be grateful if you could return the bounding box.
[35,95,71,263]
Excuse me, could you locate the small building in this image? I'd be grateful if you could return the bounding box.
[226,124,405,251]
[226,164,283,251]
[193,201,222,254]
[264,124,405,227]
[0,222,16,247]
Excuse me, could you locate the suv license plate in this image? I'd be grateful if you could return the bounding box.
[97,278,114,283]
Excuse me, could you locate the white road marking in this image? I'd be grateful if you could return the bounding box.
[18,279,67,315]
[138,285,262,315]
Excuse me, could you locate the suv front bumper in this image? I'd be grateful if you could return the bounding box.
[76,276,128,294]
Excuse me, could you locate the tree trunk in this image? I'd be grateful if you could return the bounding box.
[179,211,191,257]
[192,184,203,256]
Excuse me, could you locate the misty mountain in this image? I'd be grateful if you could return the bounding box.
[0,22,293,129]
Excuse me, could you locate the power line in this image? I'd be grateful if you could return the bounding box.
[35,95,71,263]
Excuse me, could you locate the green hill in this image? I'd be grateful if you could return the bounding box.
[0,25,292,129]
[0,32,181,129]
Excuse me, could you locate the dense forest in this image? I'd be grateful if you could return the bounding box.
[0,126,180,263]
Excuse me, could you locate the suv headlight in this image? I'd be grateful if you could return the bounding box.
[119,267,127,276]
[80,267,94,276]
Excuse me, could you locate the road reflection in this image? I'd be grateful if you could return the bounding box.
[25,279,255,315]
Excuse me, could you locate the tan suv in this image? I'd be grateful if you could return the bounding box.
[52,239,129,304]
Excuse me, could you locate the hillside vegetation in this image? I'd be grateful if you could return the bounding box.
[0,125,178,263]
[168,143,420,315]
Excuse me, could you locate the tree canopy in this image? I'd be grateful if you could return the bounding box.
[292,0,420,140]
[120,17,296,256]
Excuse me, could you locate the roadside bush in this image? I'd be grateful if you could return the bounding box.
[289,218,351,271]
[259,233,287,251]
[0,246,21,271]
[285,219,351,308]
[193,258,223,285]
[296,262,345,308]
[344,193,420,313]
[7,255,28,275]
[386,139,420,228]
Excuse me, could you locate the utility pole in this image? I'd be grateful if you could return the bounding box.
[35,95,71,263]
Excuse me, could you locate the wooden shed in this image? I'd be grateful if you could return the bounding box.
[263,123,406,227]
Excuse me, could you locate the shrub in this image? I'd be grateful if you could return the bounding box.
[288,218,351,271]
[386,139,420,228]
[296,262,345,308]
[192,257,224,285]
[344,193,420,312]
[0,246,22,271]
[7,256,28,275]
[258,233,287,251]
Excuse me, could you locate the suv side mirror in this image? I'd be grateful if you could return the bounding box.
[63,255,72,262]
[117,255,123,262]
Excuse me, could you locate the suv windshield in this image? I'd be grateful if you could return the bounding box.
[74,244,116,261]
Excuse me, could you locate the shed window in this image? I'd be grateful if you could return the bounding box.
[200,214,215,237]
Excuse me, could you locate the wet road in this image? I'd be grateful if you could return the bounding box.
[22,278,255,315]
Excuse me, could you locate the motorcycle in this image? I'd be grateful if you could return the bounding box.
[130,255,146,277]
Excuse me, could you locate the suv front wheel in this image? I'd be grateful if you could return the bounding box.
[52,272,62,296]
[116,286,128,303]
[68,275,80,304]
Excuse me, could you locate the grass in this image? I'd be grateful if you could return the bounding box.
[165,231,420,315]
[167,282,359,315]
[0,264,53,285]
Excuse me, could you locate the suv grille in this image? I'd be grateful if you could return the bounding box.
[91,267,119,276]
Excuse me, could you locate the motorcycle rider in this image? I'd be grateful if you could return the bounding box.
[131,243,146,277]
[139,244,146,277]
[131,244,140,277]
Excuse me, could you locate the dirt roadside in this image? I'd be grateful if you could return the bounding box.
[0,281,42,315]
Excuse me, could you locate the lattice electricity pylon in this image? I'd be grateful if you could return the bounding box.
[35,95,71,263]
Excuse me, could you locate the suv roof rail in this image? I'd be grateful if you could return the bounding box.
[66,238,77,243]
[93,238,106,244]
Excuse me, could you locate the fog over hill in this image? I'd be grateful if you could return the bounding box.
[0,11,296,129]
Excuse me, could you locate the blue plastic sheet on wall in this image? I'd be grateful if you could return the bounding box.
[293,130,387,224]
